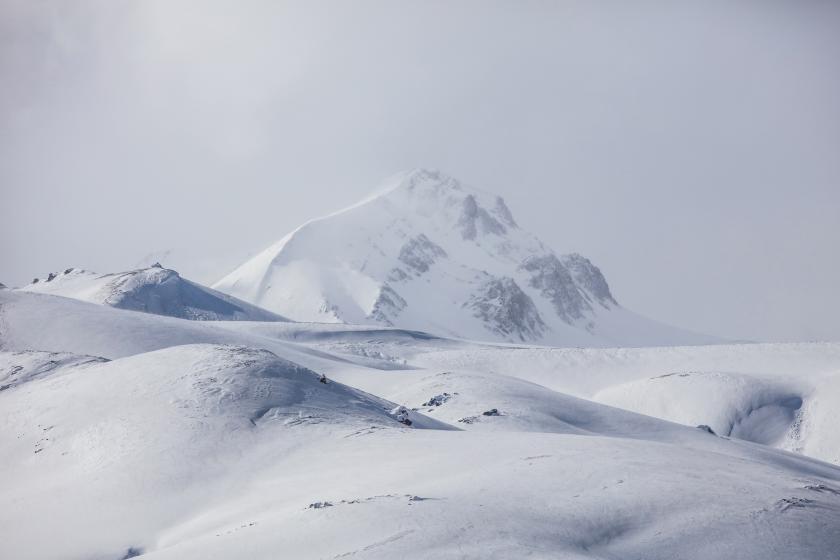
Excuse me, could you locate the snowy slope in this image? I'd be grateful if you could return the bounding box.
[392,340,840,465]
[4,344,839,560]
[0,344,448,560]
[20,265,286,321]
[214,169,717,346]
[146,428,840,560]
[2,290,840,559]
[214,318,840,465]
[3,289,838,464]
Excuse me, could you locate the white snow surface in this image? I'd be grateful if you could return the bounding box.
[1,289,840,559]
[213,169,718,346]
[20,266,286,321]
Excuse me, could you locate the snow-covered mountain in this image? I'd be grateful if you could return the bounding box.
[20,265,286,322]
[214,169,716,346]
[9,171,839,560]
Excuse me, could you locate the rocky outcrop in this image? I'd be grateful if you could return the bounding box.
[464,277,547,342]
[562,253,617,307]
[398,234,447,276]
[457,194,508,240]
[492,196,518,228]
[519,254,591,323]
[368,284,407,326]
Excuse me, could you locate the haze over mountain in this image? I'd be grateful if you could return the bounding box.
[215,170,717,347]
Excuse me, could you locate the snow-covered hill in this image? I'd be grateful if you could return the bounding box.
[20,265,286,321]
[1,289,839,559]
[214,169,717,346]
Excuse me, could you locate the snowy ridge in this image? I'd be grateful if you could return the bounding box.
[214,169,717,346]
[20,265,286,322]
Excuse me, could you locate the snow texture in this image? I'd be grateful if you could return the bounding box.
[1,288,840,559]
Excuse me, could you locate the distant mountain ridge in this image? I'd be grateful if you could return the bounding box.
[214,169,717,346]
[19,265,286,322]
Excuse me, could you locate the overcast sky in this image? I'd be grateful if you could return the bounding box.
[2,1,838,342]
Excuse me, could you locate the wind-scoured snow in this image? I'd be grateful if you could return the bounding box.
[1,288,840,559]
[20,265,287,322]
[213,169,718,346]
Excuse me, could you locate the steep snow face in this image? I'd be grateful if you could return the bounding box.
[20,266,286,322]
[214,169,715,346]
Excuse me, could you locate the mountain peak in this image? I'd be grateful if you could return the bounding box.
[383,168,463,194]
[366,169,518,240]
[213,171,715,346]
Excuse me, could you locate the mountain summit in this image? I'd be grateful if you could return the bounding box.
[214,169,713,346]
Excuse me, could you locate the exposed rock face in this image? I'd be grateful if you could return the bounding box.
[520,255,591,323]
[562,253,617,307]
[398,234,447,276]
[368,284,407,326]
[457,194,508,240]
[492,196,517,228]
[464,277,546,342]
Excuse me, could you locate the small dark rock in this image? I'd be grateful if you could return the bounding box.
[776,497,814,512]
[422,393,452,407]
[390,405,413,426]
[482,408,501,416]
[696,424,716,435]
[308,501,333,509]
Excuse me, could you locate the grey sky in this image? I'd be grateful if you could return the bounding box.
[2,1,838,342]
